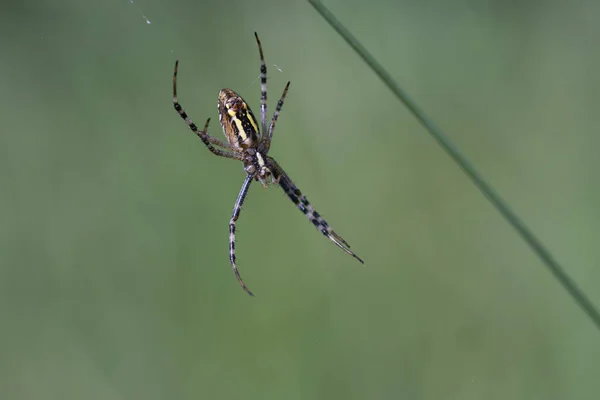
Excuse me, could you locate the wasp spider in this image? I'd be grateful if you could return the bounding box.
[173,32,363,295]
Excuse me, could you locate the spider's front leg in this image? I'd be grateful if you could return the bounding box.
[229,175,255,296]
[267,158,364,264]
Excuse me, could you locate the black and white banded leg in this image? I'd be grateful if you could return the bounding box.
[268,158,364,264]
[229,175,255,296]
[265,81,291,151]
[174,61,244,161]
[254,32,268,135]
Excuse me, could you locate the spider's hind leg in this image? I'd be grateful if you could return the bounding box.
[254,32,268,135]
[173,61,243,160]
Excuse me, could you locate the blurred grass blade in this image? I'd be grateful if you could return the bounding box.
[308,0,600,331]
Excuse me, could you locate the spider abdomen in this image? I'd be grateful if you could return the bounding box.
[218,88,260,150]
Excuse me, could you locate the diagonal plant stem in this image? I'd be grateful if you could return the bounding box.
[308,0,600,331]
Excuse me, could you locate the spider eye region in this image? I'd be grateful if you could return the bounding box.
[217,88,260,150]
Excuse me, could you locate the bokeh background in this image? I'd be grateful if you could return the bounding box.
[2,0,600,398]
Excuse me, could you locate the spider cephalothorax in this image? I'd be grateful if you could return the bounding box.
[173,32,363,296]
[242,147,277,188]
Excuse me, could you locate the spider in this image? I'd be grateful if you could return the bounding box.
[173,32,363,296]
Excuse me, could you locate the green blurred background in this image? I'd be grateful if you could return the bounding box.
[2,0,600,398]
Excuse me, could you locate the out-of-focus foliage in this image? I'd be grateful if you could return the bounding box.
[1,0,599,399]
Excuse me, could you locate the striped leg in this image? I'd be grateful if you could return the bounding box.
[263,81,291,152]
[229,175,255,296]
[268,158,364,264]
[254,32,268,135]
[173,61,244,160]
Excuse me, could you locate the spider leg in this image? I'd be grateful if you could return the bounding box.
[229,175,255,296]
[173,61,243,160]
[254,32,268,136]
[203,132,236,150]
[263,81,290,153]
[268,158,364,264]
